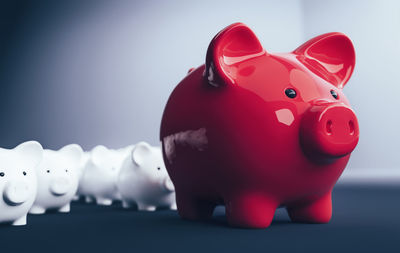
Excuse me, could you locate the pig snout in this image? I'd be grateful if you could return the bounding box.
[50,177,71,196]
[3,181,31,206]
[300,103,359,159]
[162,177,175,193]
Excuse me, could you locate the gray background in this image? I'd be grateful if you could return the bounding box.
[0,0,399,177]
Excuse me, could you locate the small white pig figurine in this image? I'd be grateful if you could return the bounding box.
[29,144,83,214]
[79,145,128,205]
[0,141,43,226]
[117,142,176,211]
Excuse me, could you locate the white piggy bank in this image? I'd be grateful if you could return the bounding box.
[79,145,129,205]
[29,144,83,214]
[0,141,43,226]
[117,142,176,211]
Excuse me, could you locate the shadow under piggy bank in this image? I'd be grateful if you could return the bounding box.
[0,185,399,253]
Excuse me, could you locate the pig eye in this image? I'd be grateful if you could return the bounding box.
[330,90,339,99]
[157,167,160,171]
[0,172,4,177]
[46,169,50,173]
[23,171,27,176]
[65,169,68,172]
[285,88,297,98]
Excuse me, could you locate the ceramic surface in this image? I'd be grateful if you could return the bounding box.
[160,23,359,228]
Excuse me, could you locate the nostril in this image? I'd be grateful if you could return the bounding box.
[349,120,355,135]
[326,120,333,135]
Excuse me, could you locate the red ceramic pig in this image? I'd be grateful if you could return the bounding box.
[160,23,359,228]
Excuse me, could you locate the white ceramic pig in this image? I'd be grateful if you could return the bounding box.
[29,144,83,214]
[79,145,129,205]
[117,142,176,211]
[0,141,43,226]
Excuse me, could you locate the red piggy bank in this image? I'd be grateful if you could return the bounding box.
[160,23,359,228]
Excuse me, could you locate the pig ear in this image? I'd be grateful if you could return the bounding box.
[91,145,109,167]
[204,23,265,87]
[15,141,43,166]
[131,142,152,167]
[293,32,355,89]
[59,144,83,167]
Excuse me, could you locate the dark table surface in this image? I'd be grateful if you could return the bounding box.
[1,184,399,253]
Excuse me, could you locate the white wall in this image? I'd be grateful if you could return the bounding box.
[302,0,400,175]
[3,0,399,178]
[2,0,303,149]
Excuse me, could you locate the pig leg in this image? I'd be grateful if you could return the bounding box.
[287,192,332,224]
[85,196,94,203]
[122,201,133,209]
[12,215,27,226]
[170,202,177,210]
[137,203,156,211]
[29,205,46,214]
[225,193,277,228]
[175,193,216,220]
[58,203,71,213]
[96,198,112,206]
